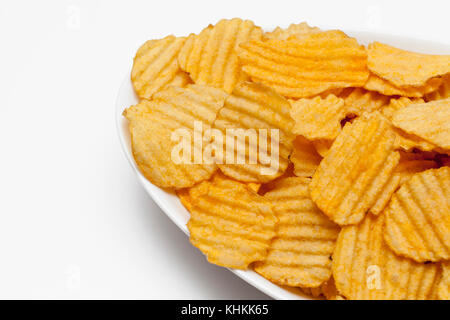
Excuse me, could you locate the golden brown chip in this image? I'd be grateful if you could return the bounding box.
[263,22,321,41]
[123,85,227,189]
[343,88,389,116]
[131,36,189,100]
[312,140,333,158]
[384,167,450,262]
[238,31,369,98]
[310,112,400,225]
[333,213,441,300]
[367,42,450,87]
[381,97,425,120]
[290,95,346,140]
[178,18,263,93]
[290,136,322,178]
[254,177,340,287]
[187,175,277,269]
[392,99,450,150]
[299,277,342,299]
[213,82,295,183]
[364,73,442,98]
[438,262,450,300]
[425,75,450,101]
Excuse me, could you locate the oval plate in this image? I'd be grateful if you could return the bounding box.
[116,30,450,299]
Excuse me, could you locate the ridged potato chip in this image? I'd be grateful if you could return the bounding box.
[367,42,450,87]
[263,22,321,41]
[310,112,400,225]
[392,99,450,150]
[254,177,340,287]
[123,85,227,188]
[290,136,322,178]
[312,140,333,158]
[426,75,450,101]
[438,262,450,300]
[343,88,389,116]
[131,36,190,100]
[290,95,346,141]
[213,82,295,183]
[384,167,450,262]
[187,175,277,269]
[333,213,441,300]
[178,18,263,93]
[364,73,442,98]
[238,31,369,98]
[300,277,343,299]
[381,97,424,120]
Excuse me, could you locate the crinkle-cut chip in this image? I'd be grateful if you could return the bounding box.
[123,85,227,189]
[392,99,450,150]
[238,31,369,98]
[213,82,295,183]
[333,213,441,300]
[178,18,263,93]
[364,74,442,98]
[310,112,400,225]
[426,75,450,101]
[290,95,346,140]
[384,167,450,262]
[438,263,450,300]
[300,277,342,300]
[131,36,188,100]
[343,88,390,116]
[381,97,425,120]
[312,140,333,158]
[263,22,321,41]
[253,177,340,287]
[290,136,322,178]
[368,42,450,87]
[187,175,277,269]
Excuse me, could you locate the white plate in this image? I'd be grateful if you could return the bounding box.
[116,30,450,300]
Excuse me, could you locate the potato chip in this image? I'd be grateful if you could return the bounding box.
[333,213,441,300]
[131,36,190,100]
[213,82,295,183]
[343,88,389,116]
[381,97,425,120]
[312,140,333,158]
[290,95,346,141]
[384,167,450,262]
[178,18,263,93]
[123,85,227,188]
[310,112,400,225]
[438,262,450,300]
[367,42,450,87]
[187,175,277,269]
[254,177,340,287]
[290,136,322,178]
[263,22,321,41]
[300,277,342,299]
[425,75,450,101]
[238,31,369,98]
[364,73,442,98]
[392,99,450,150]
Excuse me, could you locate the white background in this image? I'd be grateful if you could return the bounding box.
[0,0,449,299]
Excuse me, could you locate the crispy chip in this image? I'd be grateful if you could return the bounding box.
[300,277,342,299]
[290,136,322,178]
[384,167,450,262]
[290,95,346,140]
[381,97,425,120]
[364,73,443,98]
[312,140,333,158]
[263,22,321,41]
[254,177,340,287]
[213,82,295,183]
[310,112,400,225]
[123,85,227,188]
[333,213,441,300]
[438,262,450,300]
[343,88,389,116]
[367,42,450,87]
[187,175,277,269]
[426,75,450,101]
[238,31,369,98]
[392,99,450,150]
[131,36,189,100]
[178,18,262,93]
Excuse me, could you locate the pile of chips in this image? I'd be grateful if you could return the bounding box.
[124,19,450,300]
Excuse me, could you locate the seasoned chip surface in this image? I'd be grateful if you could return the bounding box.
[264,22,321,41]
[310,112,400,225]
[290,136,322,178]
[187,175,277,269]
[333,213,441,300]
[238,31,369,98]
[254,177,340,287]
[438,263,450,300]
[343,88,389,116]
[178,18,263,93]
[384,167,450,262]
